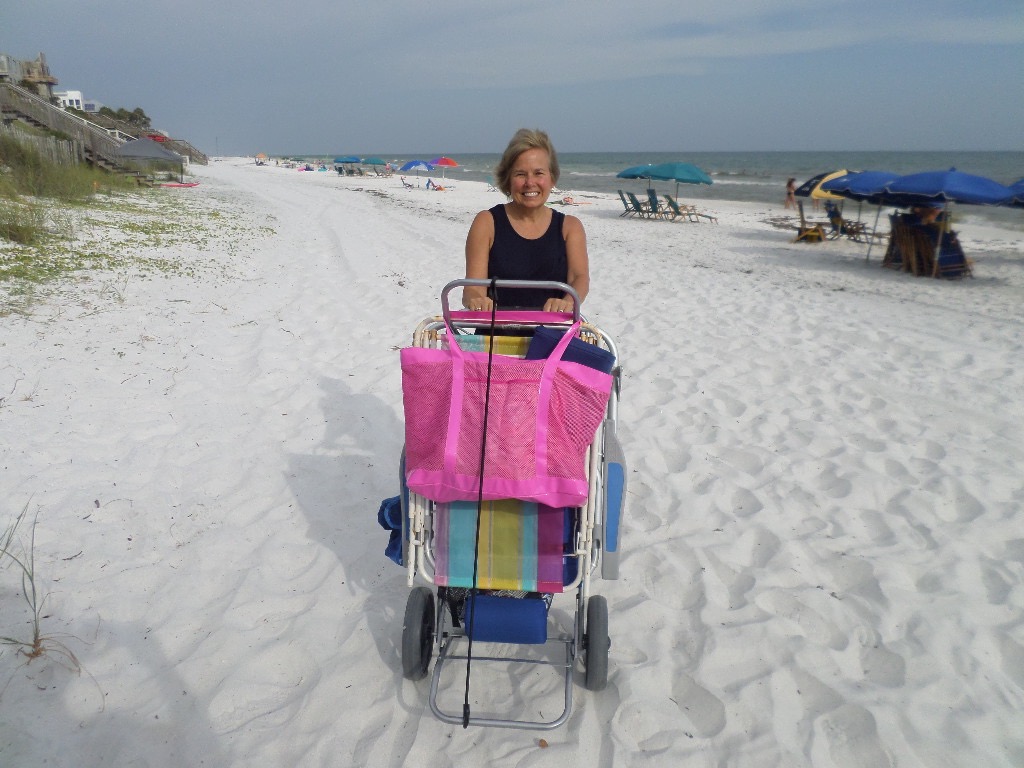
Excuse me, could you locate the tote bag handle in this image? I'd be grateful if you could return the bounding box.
[442,319,582,479]
[441,278,581,326]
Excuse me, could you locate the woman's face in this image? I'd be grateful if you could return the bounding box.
[508,148,554,208]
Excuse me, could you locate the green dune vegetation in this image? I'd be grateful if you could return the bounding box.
[0,132,255,316]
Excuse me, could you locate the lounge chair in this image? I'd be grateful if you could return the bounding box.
[625,191,656,218]
[662,194,699,223]
[793,201,826,243]
[616,190,636,217]
[645,189,670,220]
[666,194,717,223]
[824,202,869,242]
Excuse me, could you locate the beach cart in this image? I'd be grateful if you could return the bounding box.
[389,279,626,730]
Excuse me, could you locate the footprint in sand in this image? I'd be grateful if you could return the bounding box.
[755,590,848,650]
[704,551,756,610]
[814,703,893,767]
[732,525,781,568]
[731,486,764,518]
[670,672,726,738]
[815,462,853,499]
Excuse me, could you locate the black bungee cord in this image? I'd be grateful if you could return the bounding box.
[462,277,498,728]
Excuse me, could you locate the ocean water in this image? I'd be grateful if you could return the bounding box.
[421,151,1024,229]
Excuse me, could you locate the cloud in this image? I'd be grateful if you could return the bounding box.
[5,0,1022,152]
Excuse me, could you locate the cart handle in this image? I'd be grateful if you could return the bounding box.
[440,279,581,326]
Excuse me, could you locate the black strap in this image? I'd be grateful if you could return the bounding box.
[462,277,498,728]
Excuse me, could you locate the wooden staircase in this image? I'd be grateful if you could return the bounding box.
[0,82,208,170]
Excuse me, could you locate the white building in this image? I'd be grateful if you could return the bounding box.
[55,89,84,110]
[54,90,103,113]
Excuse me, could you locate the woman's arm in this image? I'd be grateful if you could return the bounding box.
[544,214,589,312]
[463,210,495,310]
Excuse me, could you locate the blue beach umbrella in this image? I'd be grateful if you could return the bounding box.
[883,168,1012,207]
[334,155,360,164]
[399,159,434,178]
[883,169,1014,270]
[1001,178,1024,208]
[821,170,901,203]
[645,162,713,186]
[616,164,656,181]
[644,161,713,200]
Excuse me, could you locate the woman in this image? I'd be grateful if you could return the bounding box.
[785,177,797,209]
[463,129,589,312]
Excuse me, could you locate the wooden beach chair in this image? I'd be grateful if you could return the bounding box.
[825,202,869,242]
[793,201,826,243]
[663,194,702,223]
[625,191,655,218]
[645,189,670,220]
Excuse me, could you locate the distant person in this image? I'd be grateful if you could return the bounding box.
[785,177,797,209]
[904,204,943,227]
[463,128,589,312]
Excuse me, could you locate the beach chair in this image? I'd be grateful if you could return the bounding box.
[616,190,635,217]
[824,201,868,242]
[934,230,972,279]
[391,279,625,730]
[793,201,826,243]
[663,194,699,223]
[882,214,906,269]
[645,189,670,220]
[625,191,655,218]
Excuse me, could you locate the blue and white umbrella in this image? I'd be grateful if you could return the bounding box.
[399,160,434,173]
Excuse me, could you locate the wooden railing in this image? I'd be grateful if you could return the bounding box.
[1,82,208,170]
[0,82,123,169]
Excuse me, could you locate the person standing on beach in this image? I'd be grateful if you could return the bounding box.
[463,128,589,311]
[785,177,797,209]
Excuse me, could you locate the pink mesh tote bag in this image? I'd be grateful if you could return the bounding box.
[401,321,612,507]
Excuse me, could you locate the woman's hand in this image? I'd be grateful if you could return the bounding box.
[543,296,575,313]
[463,295,494,311]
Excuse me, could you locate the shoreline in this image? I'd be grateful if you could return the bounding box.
[249,151,1024,230]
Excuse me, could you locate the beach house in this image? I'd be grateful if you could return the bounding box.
[0,51,58,100]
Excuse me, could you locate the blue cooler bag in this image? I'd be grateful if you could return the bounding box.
[525,326,615,373]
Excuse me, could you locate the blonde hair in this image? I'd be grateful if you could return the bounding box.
[493,128,560,197]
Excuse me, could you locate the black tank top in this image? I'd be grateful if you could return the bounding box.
[487,204,567,308]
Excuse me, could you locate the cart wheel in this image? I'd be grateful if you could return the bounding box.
[402,587,435,680]
[584,595,609,691]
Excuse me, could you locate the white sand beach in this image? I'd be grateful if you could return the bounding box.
[3,158,1023,767]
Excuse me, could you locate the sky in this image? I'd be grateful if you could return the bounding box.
[5,1,1024,157]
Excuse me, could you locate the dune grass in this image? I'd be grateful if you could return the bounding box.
[0,503,80,671]
[0,135,269,316]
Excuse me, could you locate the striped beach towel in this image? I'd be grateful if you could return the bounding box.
[434,500,565,593]
[451,334,531,357]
